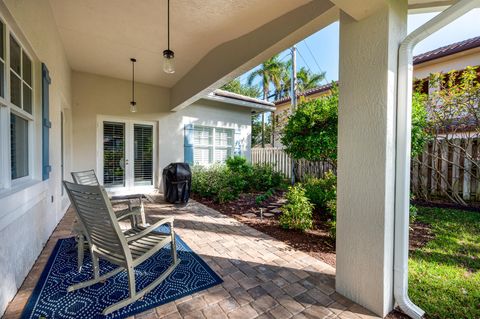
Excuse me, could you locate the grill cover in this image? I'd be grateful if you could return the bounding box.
[162,163,192,204]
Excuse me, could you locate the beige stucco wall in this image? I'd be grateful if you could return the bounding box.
[414,48,480,79]
[72,71,252,190]
[0,0,72,315]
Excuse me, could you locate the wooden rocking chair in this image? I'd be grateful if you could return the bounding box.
[63,181,180,315]
[71,169,144,271]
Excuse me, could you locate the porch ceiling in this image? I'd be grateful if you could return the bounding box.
[48,0,311,88]
[48,0,459,110]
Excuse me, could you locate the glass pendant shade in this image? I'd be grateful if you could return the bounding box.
[163,49,175,74]
[130,101,137,113]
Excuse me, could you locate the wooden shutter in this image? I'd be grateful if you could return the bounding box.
[42,63,51,180]
[184,124,194,165]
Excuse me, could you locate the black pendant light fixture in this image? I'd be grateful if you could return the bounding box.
[163,0,175,73]
[130,58,137,113]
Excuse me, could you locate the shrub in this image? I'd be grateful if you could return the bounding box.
[191,165,246,203]
[279,184,313,231]
[326,198,336,238]
[255,188,275,205]
[248,164,285,192]
[191,157,285,203]
[226,156,250,173]
[303,171,337,209]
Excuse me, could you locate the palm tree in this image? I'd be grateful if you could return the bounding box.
[297,67,326,92]
[247,55,286,147]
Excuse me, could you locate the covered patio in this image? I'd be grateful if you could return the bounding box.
[0,0,477,318]
[3,197,374,319]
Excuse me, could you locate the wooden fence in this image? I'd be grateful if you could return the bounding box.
[252,141,480,202]
[411,138,480,202]
[251,147,334,180]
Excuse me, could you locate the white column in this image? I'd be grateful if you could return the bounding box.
[336,1,407,317]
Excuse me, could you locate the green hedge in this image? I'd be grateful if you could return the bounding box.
[191,156,285,203]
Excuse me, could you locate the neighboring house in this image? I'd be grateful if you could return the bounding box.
[273,35,480,146]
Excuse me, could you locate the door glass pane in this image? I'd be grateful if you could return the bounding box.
[134,124,153,186]
[103,122,125,187]
[11,114,29,179]
[10,35,21,75]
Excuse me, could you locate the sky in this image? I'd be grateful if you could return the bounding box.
[239,8,480,92]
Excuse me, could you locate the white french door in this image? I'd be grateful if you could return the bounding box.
[97,118,156,193]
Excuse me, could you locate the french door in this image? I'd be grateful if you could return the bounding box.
[98,118,156,193]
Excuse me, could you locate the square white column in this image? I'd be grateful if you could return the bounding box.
[336,1,407,316]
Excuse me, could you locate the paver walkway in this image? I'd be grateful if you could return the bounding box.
[3,196,379,319]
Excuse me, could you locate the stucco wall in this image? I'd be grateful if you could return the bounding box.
[72,71,252,190]
[0,0,72,315]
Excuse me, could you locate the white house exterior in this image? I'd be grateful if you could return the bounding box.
[0,0,476,317]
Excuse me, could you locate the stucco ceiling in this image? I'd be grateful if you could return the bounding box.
[48,0,312,88]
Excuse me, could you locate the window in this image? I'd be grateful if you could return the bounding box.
[9,35,32,113]
[0,19,35,187]
[10,113,29,179]
[193,126,234,165]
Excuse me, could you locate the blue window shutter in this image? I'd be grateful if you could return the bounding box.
[42,63,51,180]
[184,124,194,165]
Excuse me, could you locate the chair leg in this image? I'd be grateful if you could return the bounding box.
[128,266,136,298]
[92,253,100,280]
[77,234,84,272]
[170,224,178,264]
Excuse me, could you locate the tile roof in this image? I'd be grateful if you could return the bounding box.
[413,35,480,65]
[274,82,336,105]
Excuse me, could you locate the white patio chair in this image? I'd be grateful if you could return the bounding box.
[63,181,180,315]
[71,169,143,271]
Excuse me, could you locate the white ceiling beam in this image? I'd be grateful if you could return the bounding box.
[169,0,338,111]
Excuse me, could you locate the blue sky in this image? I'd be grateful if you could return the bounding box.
[240,8,480,91]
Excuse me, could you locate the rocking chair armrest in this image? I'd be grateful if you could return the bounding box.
[116,207,142,221]
[126,217,174,242]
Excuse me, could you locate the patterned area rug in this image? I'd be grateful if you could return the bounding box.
[21,228,222,319]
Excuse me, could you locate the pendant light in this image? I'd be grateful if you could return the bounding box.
[130,58,137,113]
[163,0,175,73]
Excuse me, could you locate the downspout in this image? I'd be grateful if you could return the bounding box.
[394,1,480,318]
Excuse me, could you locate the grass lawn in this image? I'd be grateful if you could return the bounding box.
[409,207,480,319]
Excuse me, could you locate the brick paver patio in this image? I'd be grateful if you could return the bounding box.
[3,196,379,319]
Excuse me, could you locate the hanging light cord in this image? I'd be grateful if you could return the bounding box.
[131,58,136,105]
[167,0,170,50]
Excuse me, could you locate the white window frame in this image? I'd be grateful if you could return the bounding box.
[0,14,35,191]
[193,125,234,166]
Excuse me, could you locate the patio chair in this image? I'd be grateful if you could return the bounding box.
[63,181,180,315]
[71,169,144,271]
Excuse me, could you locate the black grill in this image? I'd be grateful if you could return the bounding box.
[162,163,191,204]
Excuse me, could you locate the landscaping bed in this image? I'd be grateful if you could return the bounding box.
[192,190,337,267]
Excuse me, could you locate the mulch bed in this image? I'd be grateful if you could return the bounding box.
[192,190,337,267]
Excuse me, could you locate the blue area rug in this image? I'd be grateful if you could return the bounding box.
[21,227,222,319]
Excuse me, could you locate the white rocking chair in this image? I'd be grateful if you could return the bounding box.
[63,181,180,315]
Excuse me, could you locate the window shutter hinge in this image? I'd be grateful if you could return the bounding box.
[43,119,51,128]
